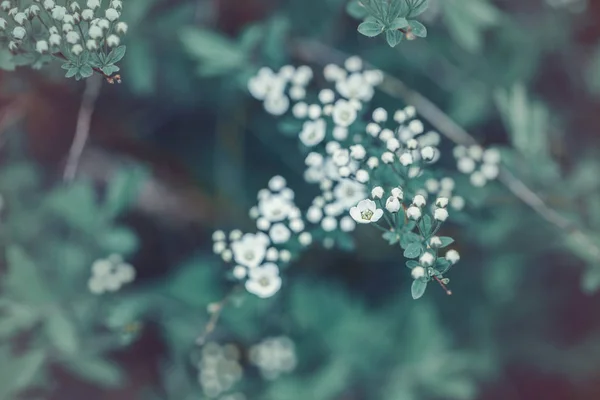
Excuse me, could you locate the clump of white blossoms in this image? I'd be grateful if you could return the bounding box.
[1,0,127,81]
[87,254,135,294]
[197,342,243,399]
[453,145,501,187]
[249,336,297,380]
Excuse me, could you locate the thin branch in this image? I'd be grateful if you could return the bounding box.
[292,39,600,261]
[195,285,242,346]
[63,75,102,183]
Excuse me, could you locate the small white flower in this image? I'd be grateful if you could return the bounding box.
[355,169,369,183]
[412,195,426,207]
[307,206,323,223]
[411,266,426,279]
[230,230,243,240]
[259,194,293,222]
[257,218,271,231]
[406,138,418,150]
[264,94,289,116]
[332,99,358,127]
[366,122,381,136]
[483,148,501,164]
[292,102,308,119]
[105,7,119,21]
[268,175,286,192]
[379,129,394,142]
[49,33,61,46]
[299,232,312,246]
[386,138,400,152]
[457,157,476,174]
[289,86,306,101]
[420,146,435,162]
[245,263,282,298]
[116,21,128,34]
[340,216,356,232]
[451,196,465,211]
[468,145,483,160]
[299,119,326,147]
[371,186,384,199]
[324,63,346,81]
[289,218,305,233]
[318,89,335,104]
[292,65,313,86]
[66,30,80,44]
[406,206,421,220]
[333,149,350,167]
[404,105,416,118]
[87,0,101,9]
[12,26,26,40]
[306,104,320,119]
[344,55,362,71]
[81,8,94,20]
[86,39,98,50]
[445,249,460,264]
[213,241,226,254]
[233,265,247,279]
[321,216,337,232]
[481,163,499,180]
[399,153,413,166]
[279,249,292,263]
[381,152,395,164]
[385,196,401,213]
[408,119,423,134]
[336,73,374,101]
[440,177,455,191]
[13,12,26,25]
[350,144,366,160]
[420,252,435,267]
[339,166,351,177]
[372,107,388,123]
[231,232,269,268]
[453,145,467,158]
[333,126,348,140]
[367,157,379,169]
[212,230,226,241]
[221,249,233,262]
[71,44,83,55]
[429,236,442,248]
[266,247,279,261]
[434,207,449,222]
[51,5,67,20]
[470,171,487,187]
[35,40,49,53]
[391,187,403,199]
[349,199,383,224]
[305,152,323,167]
[435,197,449,208]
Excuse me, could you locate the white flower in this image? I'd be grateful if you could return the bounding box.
[412,195,426,207]
[221,249,233,262]
[440,177,455,192]
[66,30,80,44]
[406,206,422,220]
[457,157,476,174]
[429,236,442,248]
[350,145,366,160]
[340,216,356,232]
[299,232,312,246]
[481,163,499,180]
[318,89,335,104]
[13,12,26,25]
[468,145,483,160]
[366,122,381,136]
[81,8,94,20]
[355,169,369,183]
[306,206,323,223]
[350,199,383,224]
[305,152,323,167]
[406,138,418,150]
[87,0,101,9]
[332,126,348,140]
[51,5,66,20]
[212,230,226,241]
[399,153,413,166]
[306,104,320,119]
[381,152,395,164]
[245,263,282,298]
[321,216,337,232]
[372,107,388,122]
[71,44,83,55]
[451,196,465,210]
[333,149,350,166]
[344,55,363,71]
[332,99,358,127]
[264,94,289,116]
[333,179,366,209]
[371,186,384,199]
[386,138,400,152]
[86,39,98,50]
[12,26,26,40]
[421,146,435,161]
[419,252,435,267]
[394,110,406,123]
[379,129,394,142]
[266,247,279,261]
[35,40,49,53]
[408,119,423,134]
[411,266,426,279]
[324,63,346,81]
[390,188,403,200]
[299,119,326,147]
[445,249,460,264]
[367,157,379,169]
[105,7,120,21]
[233,265,247,279]
[292,65,313,86]
[435,197,449,208]
[49,33,61,46]
[289,218,305,233]
[483,148,501,164]
[213,241,226,254]
[231,232,269,268]
[279,250,291,262]
[116,21,128,34]
[230,230,243,240]
[470,171,487,187]
[257,218,271,231]
[336,73,374,101]
[385,196,401,213]
[268,175,286,192]
[259,194,293,222]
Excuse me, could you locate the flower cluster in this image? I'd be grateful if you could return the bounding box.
[197,342,243,398]
[87,254,135,294]
[1,0,127,80]
[453,145,501,187]
[249,336,297,380]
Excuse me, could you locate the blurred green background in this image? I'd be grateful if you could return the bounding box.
[2,0,600,399]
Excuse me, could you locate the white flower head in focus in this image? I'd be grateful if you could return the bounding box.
[349,199,383,224]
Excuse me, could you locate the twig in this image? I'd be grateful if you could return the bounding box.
[63,75,102,182]
[195,286,242,346]
[292,39,600,261]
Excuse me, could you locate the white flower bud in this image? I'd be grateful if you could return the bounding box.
[408,119,423,134]
[339,166,351,177]
[399,153,413,166]
[406,206,421,220]
[116,21,128,34]
[266,247,279,261]
[318,88,335,104]
[372,107,388,122]
[306,206,323,223]
[394,109,406,123]
[355,169,369,183]
[420,146,435,161]
[279,249,292,262]
[107,34,120,47]
[35,40,48,53]
[321,216,337,232]
[333,126,348,140]
[435,197,448,208]
[71,44,83,55]
[308,103,321,119]
[468,145,483,160]
[299,232,312,246]
[419,252,435,267]
[381,152,395,164]
[232,265,246,279]
[451,196,465,211]
[445,249,460,264]
[391,187,403,199]
[367,156,379,169]
[371,186,384,199]
[434,207,449,222]
[340,216,356,232]
[350,144,366,160]
[81,8,94,20]
[411,266,426,279]
[385,196,401,213]
[386,138,400,152]
[457,157,476,174]
[481,163,499,180]
[470,171,487,187]
[333,149,349,166]
[429,236,442,248]
[412,195,426,207]
[483,148,501,164]
[379,129,394,142]
[406,138,418,150]
[366,122,381,137]
[12,26,26,40]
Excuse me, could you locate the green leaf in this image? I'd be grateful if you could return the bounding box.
[357,20,385,37]
[101,64,120,76]
[385,29,403,47]
[386,0,404,21]
[44,309,79,355]
[104,167,147,217]
[383,230,400,245]
[436,258,452,274]
[0,348,45,398]
[65,67,79,78]
[406,260,419,269]
[45,181,99,231]
[403,242,422,258]
[419,215,433,236]
[439,236,455,248]
[411,279,427,299]
[180,28,245,74]
[346,0,368,19]
[407,0,429,18]
[64,357,124,388]
[106,45,126,64]
[388,17,408,30]
[80,64,94,78]
[100,227,139,254]
[408,19,427,37]
[5,246,52,305]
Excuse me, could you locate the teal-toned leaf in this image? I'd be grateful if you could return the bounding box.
[407,0,429,18]
[101,64,120,76]
[104,167,147,217]
[65,67,79,78]
[100,227,139,254]
[346,0,368,19]
[439,236,455,248]
[383,230,400,245]
[404,242,422,258]
[80,64,94,78]
[357,21,385,37]
[5,246,52,305]
[406,260,419,269]
[411,279,427,299]
[436,258,452,274]
[408,19,427,37]
[388,17,408,30]
[0,348,45,398]
[180,28,245,74]
[44,309,79,355]
[45,181,99,231]
[106,45,126,64]
[419,215,432,236]
[386,0,404,21]
[64,357,124,388]
[385,29,403,47]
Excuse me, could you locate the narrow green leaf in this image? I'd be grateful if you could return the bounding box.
[411,279,427,299]
[357,20,385,37]
[407,0,428,18]
[64,357,124,388]
[389,17,408,30]
[406,260,419,269]
[106,45,126,64]
[5,246,52,305]
[80,64,93,78]
[45,309,79,355]
[385,29,403,47]
[439,236,455,248]
[65,67,79,78]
